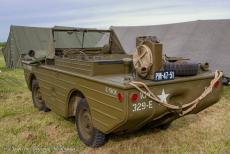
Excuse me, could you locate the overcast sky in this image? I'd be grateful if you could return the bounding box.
[0,0,230,42]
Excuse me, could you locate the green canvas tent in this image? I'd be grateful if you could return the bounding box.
[3,25,110,68]
[3,25,53,68]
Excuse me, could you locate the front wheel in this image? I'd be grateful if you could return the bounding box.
[75,99,106,147]
[31,80,50,112]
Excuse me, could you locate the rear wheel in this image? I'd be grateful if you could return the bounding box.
[31,80,50,112]
[75,99,106,147]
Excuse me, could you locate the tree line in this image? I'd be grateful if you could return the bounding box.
[0,42,6,48]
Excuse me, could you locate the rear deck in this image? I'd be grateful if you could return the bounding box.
[40,54,215,89]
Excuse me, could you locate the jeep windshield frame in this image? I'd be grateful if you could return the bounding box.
[52,28,111,51]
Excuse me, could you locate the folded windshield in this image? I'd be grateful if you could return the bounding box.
[53,29,111,49]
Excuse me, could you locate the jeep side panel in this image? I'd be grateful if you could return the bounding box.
[24,64,128,134]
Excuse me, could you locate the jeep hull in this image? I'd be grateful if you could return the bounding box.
[23,62,222,134]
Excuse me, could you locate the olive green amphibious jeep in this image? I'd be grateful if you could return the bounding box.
[22,28,223,147]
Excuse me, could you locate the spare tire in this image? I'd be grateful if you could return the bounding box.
[222,77,230,86]
[164,61,198,76]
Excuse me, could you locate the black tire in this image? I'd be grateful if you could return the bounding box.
[75,99,106,147]
[164,61,198,76]
[31,80,50,112]
[222,77,230,86]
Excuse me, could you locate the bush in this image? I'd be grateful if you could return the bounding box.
[0,42,6,48]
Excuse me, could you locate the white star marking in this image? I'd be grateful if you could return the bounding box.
[157,89,170,103]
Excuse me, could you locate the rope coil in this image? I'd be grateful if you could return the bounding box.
[129,70,223,116]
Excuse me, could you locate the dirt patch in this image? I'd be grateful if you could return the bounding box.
[46,125,60,141]
[20,131,37,140]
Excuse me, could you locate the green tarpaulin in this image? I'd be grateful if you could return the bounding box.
[3,25,107,68]
[3,25,52,68]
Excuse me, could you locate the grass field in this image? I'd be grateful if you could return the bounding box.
[0,52,229,154]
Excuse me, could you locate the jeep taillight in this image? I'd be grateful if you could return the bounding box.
[130,93,139,103]
[117,93,123,103]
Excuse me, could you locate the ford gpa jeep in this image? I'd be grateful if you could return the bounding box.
[22,28,223,147]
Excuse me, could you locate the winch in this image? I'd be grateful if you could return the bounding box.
[133,36,162,79]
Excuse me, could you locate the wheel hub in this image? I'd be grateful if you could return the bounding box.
[79,109,93,140]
